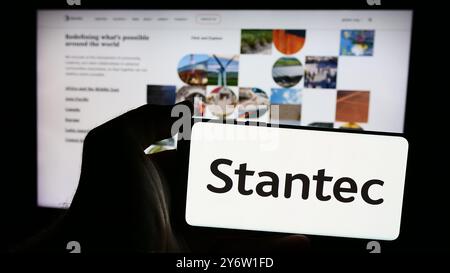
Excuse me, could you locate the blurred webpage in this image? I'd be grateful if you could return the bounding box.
[38,10,412,207]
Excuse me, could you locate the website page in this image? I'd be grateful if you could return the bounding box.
[37,10,412,208]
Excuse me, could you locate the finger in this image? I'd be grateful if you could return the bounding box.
[267,234,310,252]
[117,100,193,149]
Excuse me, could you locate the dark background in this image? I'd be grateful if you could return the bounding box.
[2,0,448,254]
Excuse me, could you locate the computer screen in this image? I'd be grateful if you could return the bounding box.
[37,10,413,208]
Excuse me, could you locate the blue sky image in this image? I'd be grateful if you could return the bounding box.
[270,88,302,104]
[178,54,210,71]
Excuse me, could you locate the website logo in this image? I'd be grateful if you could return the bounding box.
[186,122,408,240]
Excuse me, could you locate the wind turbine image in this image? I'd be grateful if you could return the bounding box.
[190,54,195,73]
[212,55,237,87]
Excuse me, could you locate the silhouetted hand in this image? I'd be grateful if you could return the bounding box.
[31,101,309,253]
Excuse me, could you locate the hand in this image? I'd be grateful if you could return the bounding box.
[33,101,309,253]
